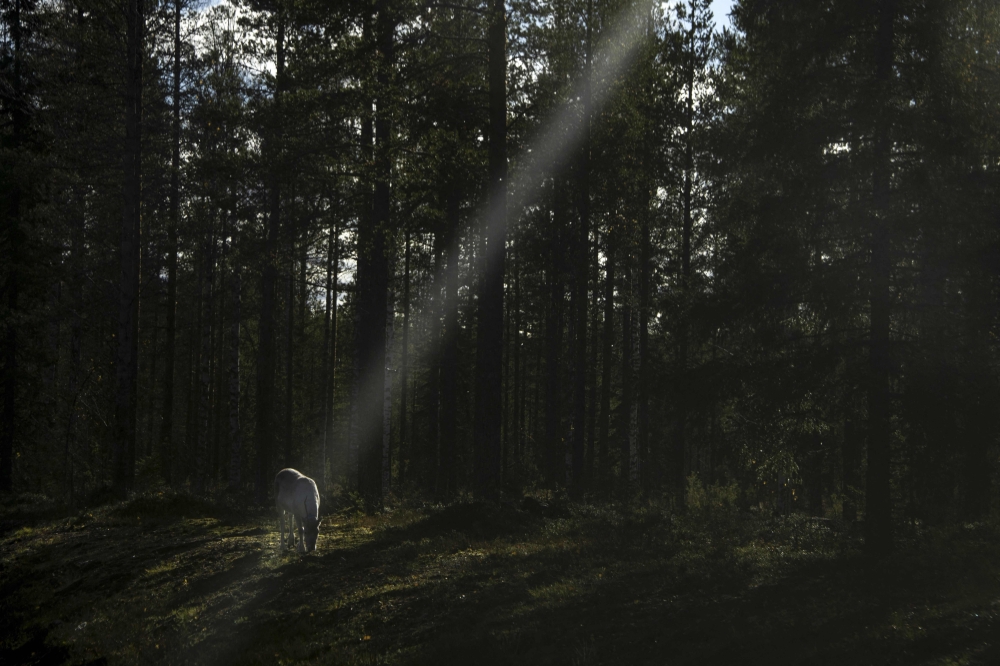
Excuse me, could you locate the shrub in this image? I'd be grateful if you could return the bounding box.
[685,473,740,516]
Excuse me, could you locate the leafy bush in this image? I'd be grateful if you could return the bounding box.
[685,473,740,517]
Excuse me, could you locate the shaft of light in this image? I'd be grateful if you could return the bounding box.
[341,0,654,487]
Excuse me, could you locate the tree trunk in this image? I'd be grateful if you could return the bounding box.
[228,260,242,490]
[674,17,696,499]
[285,269,294,468]
[146,297,159,457]
[511,248,522,473]
[64,5,88,505]
[962,388,991,520]
[212,241,226,486]
[502,256,512,484]
[0,0,24,494]
[159,0,181,486]
[865,0,895,557]
[638,227,649,491]
[586,224,599,490]
[330,231,340,487]
[195,231,215,494]
[638,20,652,490]
[66,186,85,505]
[842,419,860,522]
[300,239,311,441]
[630,259,641,487]
[321,223,337,492]
[356,0,393,511]
[382,292,395,498]
[440,188,460,498]
[184,277,199,482]
[398,228,410,487]
[569,0,593,498]
[597,230,615,493]
[570,197,588,496]
[425,235,443,493]
[620,261,635,490]
[546,177,565,488]
[473,0,507,503]
[113,0,144,498]
[532,333,542,462]
[255,13,285,502]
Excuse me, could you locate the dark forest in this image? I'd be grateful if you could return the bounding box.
[3,0,1000,663]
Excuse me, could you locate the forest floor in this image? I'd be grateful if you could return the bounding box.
[1,491,999,666]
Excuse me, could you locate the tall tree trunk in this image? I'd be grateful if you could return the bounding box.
[502,279,511,484]
[195,231,215,494]
[532,333,542,461]
[113,0,144,498]
[349,3,373,494]
[1,0,24,494]
[212,229,229,485]
[425,236,443,493]
[511,248,522,472]
[330,231,340,487]
[285,269,294,468]
[398,228,410,486]
[356,0,393,511]
[255,13,285,502]
[620,261,634,490]
[184,279,199,482]
[66,186,85,504]
[570,0,593,498]
[638,221,649,489]
[587,225,599,489]
[629,259,641,486]
[597,230,616,493]
[473,0,507,502]
[569,192,587,495]
[440,188,460,498]
[865,0,896,556]
[300,238,311,440]
[962,386,991,519]
[638,19,652,491]
[44,283,61,431]
[64,5,87,505]
[321,223,337,492]
[146,298,159,456]
[228,260,242,490]
[545,178,565,488]
[674,16,695,499]
[382,292,394,498]
[160,0,181,486]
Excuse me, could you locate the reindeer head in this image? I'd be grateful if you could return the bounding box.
[303,517,322,552]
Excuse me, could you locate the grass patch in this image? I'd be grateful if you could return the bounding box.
[1,493,999,665]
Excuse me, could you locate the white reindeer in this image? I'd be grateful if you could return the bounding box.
[274,468,322,553]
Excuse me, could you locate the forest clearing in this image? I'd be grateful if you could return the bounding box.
[2,491,999,665]
[5,0,1000,663]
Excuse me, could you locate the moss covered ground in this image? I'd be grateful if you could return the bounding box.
[1,492,999,665]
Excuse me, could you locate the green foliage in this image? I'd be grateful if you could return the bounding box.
[685,472,739,515]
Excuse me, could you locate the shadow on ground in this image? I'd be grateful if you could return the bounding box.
[2,494,999,665]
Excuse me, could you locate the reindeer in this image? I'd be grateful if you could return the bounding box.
[274,468,322,553]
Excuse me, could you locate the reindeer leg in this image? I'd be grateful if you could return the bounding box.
[278,510,286,551]
[296,515,306,553]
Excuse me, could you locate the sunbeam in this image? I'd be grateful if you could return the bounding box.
[341,0,656,496]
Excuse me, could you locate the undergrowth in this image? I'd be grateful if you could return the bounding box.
[1,491,998,665]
